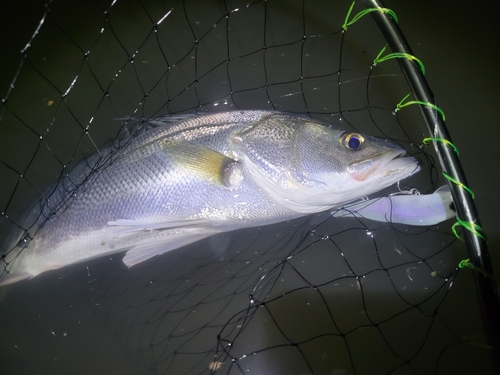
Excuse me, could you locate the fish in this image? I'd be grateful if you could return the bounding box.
[331,185,455,226]
[0,110,420,285]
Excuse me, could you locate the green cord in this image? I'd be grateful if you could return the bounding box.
[422,137,459,156]
[441,172,486,241]
[395,98,486,242]
[452,218,487,242]
[442,171,475,199]
[343,1,487,247]
[342,2,398,31]
[458,259,495,280]
[395,93,445,120]
[374,46,426,74]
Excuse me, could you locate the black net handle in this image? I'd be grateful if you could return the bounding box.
[360,0,500,367]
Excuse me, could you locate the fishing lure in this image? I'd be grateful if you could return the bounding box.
[332,185,455,226]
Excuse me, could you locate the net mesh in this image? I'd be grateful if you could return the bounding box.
[0,0,493,374]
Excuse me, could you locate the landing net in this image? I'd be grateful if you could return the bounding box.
[0,1,497,374]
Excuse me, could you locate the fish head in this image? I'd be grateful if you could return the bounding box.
[234,113,420,213]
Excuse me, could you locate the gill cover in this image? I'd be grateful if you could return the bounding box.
[232,113,412,213]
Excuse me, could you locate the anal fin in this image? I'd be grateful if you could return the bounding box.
[122,228,213,267]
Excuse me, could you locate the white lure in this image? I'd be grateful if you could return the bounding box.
[332,185,455,226]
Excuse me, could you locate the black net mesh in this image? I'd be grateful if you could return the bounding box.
[0,1,494,374]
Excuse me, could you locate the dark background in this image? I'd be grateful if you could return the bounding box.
[0,1,499,374]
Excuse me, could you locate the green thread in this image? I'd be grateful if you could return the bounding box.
[458,259,495,280]
[394,93,446,120]
[422,137,459,156]
[451,222,462,241]
[342,1,487,247]
[420,139,486,243]
[374,46,426,74]
[440,173,486,243]
[442,171,475,199]
[342,2,398,31]
[452,217,487,241]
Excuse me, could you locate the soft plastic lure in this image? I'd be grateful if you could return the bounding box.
[332,185,455,226]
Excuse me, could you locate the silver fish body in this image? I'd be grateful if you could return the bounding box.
[1,110,420,285]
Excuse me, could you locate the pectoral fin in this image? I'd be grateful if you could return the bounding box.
[162,139,240,187]
[107,218,210,235]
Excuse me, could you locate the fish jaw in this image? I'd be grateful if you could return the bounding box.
[348,149,420,183]
[367,152,420,187]
[347,150,405,181]
[316,149,420,209]
[324,152,421,212]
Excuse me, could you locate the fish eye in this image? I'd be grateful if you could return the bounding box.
[341,132,364,150]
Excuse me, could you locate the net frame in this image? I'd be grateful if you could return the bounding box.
[360,0,500,370]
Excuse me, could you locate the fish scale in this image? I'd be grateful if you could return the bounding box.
[0,110,419,285]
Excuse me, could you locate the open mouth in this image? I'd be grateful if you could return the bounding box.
[348,150,419,182]
[381,150,419,177]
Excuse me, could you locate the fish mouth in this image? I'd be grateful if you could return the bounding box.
[348,150,419,182]
[381,151,418,175]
